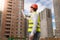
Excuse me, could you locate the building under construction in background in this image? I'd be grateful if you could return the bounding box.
[1,0,27,40]
[40,8,53,38]
[53,0,60,37]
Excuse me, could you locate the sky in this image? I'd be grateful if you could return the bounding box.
[0,0,4,11]
[0,0,56,29]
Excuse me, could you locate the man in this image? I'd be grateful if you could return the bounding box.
[22,4,40,40]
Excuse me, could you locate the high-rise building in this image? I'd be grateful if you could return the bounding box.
[1,0,24,40]
[53,0,60,37]
[40,8,53,38]
[0,11,2,39]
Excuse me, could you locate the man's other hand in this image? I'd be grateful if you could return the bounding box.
[29,34,34,40]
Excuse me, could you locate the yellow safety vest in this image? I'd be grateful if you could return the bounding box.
[28,12,40,32]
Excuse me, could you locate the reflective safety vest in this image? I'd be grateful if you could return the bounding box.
[28,12,40,32]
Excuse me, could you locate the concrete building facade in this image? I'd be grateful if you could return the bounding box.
[53,0,60,37]
[40,8,53,38]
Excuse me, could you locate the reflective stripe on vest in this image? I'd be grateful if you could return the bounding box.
[28,12,40,32]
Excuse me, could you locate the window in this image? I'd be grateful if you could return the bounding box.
[16,32,18,34]
[8,4,12,6]
[8,0,12,3]
[20,22,22,24]
[20,19,23,20]
[47,9,51,18]
[11,32,13,34]
[4,35,9,38]
[16,18,18,20]
[5,31,10,34]
[6,17,11,19]
[16,29,18,30]
[6,24,10,26]
[8,1,12,3]
[16,22,18,24]
[21,16,23,17]
[20,25,22,27]
[20,29,22,30]
[5,28,10,30]
[13,3,15,4]
[7,10,11,13]
[12,28,14,30]
[20,32,22,34]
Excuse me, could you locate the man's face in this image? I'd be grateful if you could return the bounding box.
[30,8,33,13]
